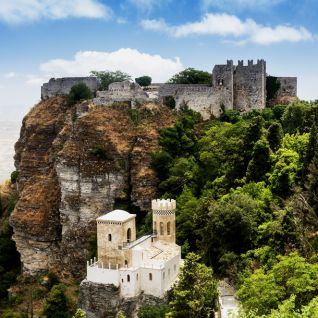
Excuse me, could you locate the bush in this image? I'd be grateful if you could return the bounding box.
[89,145,113,160]
[163,96,176,109]
[10,171,19,184]
[67,83,93,106]
[135,76,152,87]
[138,304,170,318]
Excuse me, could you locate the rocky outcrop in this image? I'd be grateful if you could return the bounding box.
[79,280,168,318]
[10,98,175,278]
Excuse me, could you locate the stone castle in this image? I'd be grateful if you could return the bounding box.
[83,199,182,299]
[41,59,297,120]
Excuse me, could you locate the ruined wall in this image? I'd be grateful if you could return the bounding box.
[276,77,297,97]
[175,87,229,120]
[93,81,149,106]
[41,77,100,99]
[233,60,266,112]
[158,84,209,98]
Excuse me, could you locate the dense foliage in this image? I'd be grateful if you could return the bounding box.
[67,83,93,106]
[168,253,218,318]
[0,189,20,300]
[168,68,212,85]
[151,100,318,314]
[91,70,132,90]
[135,76,152,87]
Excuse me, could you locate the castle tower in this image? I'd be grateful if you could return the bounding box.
[152,199,176,244]
[96,210,136,268]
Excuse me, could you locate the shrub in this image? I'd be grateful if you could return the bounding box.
[67,83,92,106]
[135,76,152,87]
[10,171,19,184]
[163,96,176,109]
[89,145,113,160]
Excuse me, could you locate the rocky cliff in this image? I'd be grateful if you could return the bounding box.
[10,97,175,278]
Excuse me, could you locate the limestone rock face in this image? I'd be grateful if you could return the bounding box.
[79,280,167,318]
[10,98,175,278]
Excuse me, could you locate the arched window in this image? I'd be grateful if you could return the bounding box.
[108,234,112,241]
[127,275,130,282]
[127,228,131,242]
[136,274,139,280]
[125,260,128,266]
[149,273,152,281]
[154,221,157,234]
[160,222,164,235]
[167,222,171,235]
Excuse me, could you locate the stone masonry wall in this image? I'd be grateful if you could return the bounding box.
[277,77,297,97]
[79,280,168,318]
[41,77,100,99]
[175,87,228,120]
[212,60,234,110]
[233,60,266,112]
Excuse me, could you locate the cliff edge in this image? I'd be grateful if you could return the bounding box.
[10,97,175,278]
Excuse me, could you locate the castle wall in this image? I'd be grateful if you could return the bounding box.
[158,84,210,98]
[41,77,100,99]
[233,60,266,112]
[276,77,297,97]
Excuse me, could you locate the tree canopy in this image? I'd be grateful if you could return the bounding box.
[90,70,132,90]
[168,68,212,85]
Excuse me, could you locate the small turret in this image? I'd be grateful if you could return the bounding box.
[152,199,176,244]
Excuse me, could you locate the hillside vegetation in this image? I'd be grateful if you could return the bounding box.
[151,101,318,316]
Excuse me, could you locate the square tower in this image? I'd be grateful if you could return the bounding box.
[152,199,176,244]
[97,210,136,268]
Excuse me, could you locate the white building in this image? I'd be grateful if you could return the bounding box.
[86,199,182,298]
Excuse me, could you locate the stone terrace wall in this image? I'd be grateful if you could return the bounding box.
[41,77,100,99]
[277,77,297,97]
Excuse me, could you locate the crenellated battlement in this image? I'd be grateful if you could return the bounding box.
[152,199,176,211]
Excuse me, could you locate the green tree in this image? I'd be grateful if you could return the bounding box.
[67,83,93,106]
[91,70,131,90]
[246,139,271,182]
[135,76,152,87]
[238,253,318,315]
[267,122,283,152]
[169,253,218,318]
[138,305,170,318]
[43,284,69,318]
[168,68,212,85]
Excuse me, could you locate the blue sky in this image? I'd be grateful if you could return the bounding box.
[0,0,318,121]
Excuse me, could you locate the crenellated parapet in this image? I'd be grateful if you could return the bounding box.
[151,199,176,211]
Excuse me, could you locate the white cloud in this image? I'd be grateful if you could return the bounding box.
[127,0,169,11]
[26,75,47,86]
[39,48,184,82]
[5,72,16,78]
[141,13,313,45]
[201,0,285,11]
[0,0,112,24]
